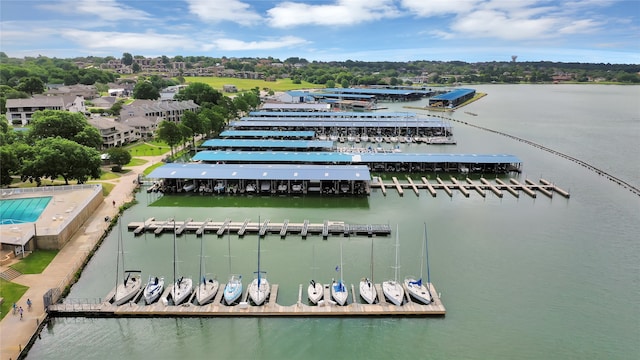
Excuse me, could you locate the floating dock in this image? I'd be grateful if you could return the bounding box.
[128,219,392,238]
[47,283,445,317]
[372,177,570,198]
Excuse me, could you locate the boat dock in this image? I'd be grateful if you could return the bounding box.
[372,177,570,198]
[47,282,445,317]
[128,219,392,238]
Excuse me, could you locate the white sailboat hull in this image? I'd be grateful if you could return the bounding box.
[331,281,348,306]
[307,281,323,305]
[143,277,165,305]
[248,278,270,306]
[171,277,193,305]
[359,278,377,304]
[223,275,243,305]
[404,278,432,305]
[113,274,142,306]
[382,280,404,306]
[196,279,219,305]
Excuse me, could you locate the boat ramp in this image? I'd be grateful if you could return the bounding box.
[47,282,445,317]
[128,219,392,238]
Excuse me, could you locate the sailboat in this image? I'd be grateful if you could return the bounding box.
[248,235,270,306]
[170,220,193,305]
[382,225,404,306]
[359,238,377,304]
[331,241,348,306]
[223,229,242,305]
[113,219,142,306]
[404,223,433,305]
[143,275,164,305]
[307,245,323,305]
[195,233,219,305]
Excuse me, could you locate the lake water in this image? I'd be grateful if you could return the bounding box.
[27,85,640,360]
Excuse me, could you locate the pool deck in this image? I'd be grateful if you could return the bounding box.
[0,187,98,248]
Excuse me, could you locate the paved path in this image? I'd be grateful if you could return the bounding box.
[0,153,168,360]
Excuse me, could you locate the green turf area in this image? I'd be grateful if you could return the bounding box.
[143,162,164,176]
[125,142,171,156]
[10,250,58,274]
[183,77,317,93]
[0,279,29,320]
[126,158,148,167]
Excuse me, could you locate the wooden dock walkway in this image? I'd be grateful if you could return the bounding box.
[372,177,570,199]
[128,219,393,238]
[48,283,445,317]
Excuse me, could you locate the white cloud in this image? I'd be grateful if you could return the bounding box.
[208,36,310,51]
[558,19,602,34]
[267,0,400,28]
[417,0,606,41]
[400,0,470,17]
[186,0,261,26]
[39,0,151,21]
[451,9,558,40]
[60,29,200,51]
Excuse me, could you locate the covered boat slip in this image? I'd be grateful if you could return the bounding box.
[247,110,429,120]
[146,163,370,195]
[200,139,334,151]
[192,151,521,174]
[219,130,316,139]
[229,120,452,138]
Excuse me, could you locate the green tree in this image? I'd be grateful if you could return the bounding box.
[0,146,19,186]
[16,77,45,95]
[22,137,101,185]
[174,82,221,107]
[156,120,182,157]
[122,52,133,66]
[132,62,141,73]
[29,110,102,148]
[106,147,132,172]
[133,82,159,100]
[180,110,202,149]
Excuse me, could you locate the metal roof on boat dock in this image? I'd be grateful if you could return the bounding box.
[230,120,452,129]
[219,130,316,138]
[201,139,334,149]
[192,151,521,164]
[147,163,370,181]
[248,111,418,118]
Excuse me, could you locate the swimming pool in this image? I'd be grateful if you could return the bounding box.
[0,196,52,224]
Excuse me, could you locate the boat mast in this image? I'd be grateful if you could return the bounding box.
[393,225,400,283]
[340,241,344,291]
[114,218,121,297]
[420,224,425,281]
[173,219,177,291]
[425,223,432,300]
[199,230,204,293]
[257,234,262,287]
[370,238,374,284]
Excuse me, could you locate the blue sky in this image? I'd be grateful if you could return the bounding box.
[1,0,638,63]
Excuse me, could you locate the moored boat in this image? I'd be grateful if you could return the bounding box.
[382,225,404,306]
[331,242,348,306]
[404,223,433,305]
[112,219,142,306]
[143,275,165,305]
[248,235,269,306]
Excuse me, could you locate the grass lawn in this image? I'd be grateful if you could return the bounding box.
[126,158,148,167]
[126,142,170,156]
[143,162,164,176]
[0,279,28,320]
[183,77,317,93]
[10,250,58,274]
[98,171,120,180]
